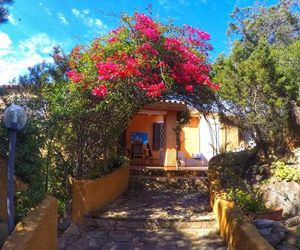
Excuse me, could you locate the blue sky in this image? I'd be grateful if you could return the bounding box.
[0,0,277,84]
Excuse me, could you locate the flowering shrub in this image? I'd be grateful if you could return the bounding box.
[42,13,219,180]
[66,12,218,99]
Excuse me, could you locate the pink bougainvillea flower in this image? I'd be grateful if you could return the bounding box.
[66,70,82,83]
[183,25,211,40]
[92,85,108,97]
[136,42,159,56]
[96,62,120,81]
[67,12,218,98]
[108,37,118,44]
[185,85,194,93]
[133,13,160,41]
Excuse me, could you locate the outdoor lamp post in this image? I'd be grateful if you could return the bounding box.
[3,104,27,234]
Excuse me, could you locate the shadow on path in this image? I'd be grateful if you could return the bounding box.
[58,188,227,250]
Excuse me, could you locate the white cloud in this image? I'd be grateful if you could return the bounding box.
[71,8,80,18]
[57,13,69,25]
[0,32,12,50]
[18,33,57,56]
[71,8,107,32]
[43,7,52,16]
[8,14,18,26]
[39,3,52,16]
[0,33,57,84]
[83,9,90,15]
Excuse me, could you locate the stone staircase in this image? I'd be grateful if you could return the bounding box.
[58,168,227,249]
[129,167,208,191]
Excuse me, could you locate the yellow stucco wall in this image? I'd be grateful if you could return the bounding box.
[2,195,57,250]
[220,125,240,152]
[163,111,177,167]
[126,114,163,160]
[180,116,200,158]
[208,166,274,250]
[72,165,130,224]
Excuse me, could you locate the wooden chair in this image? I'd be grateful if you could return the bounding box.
[131,141,144,164]
[145,142,153,165]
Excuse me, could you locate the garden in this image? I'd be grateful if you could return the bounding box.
[0,0,300,249]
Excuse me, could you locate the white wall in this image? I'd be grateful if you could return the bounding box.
[199,115,220,162]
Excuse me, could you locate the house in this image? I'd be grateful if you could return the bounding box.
[126,100,241,168]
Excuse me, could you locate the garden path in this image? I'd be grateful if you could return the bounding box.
[58,187,227,250]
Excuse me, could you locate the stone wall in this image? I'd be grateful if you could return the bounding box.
[209,166,274,250]
[2,195,57,250]
[72,165,130,223]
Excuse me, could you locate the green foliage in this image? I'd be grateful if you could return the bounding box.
[296,226,300,249]
[0,106,47,222]
[274,40,300,104]
[0,0,14,24]
[213,39,296,156]
[215,0,300,157]
[271,161,300,182]
[228,0,300,47]
[14,181,45,222]
[228,187,266,213]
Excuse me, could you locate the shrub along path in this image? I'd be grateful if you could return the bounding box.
[58,173,227,250]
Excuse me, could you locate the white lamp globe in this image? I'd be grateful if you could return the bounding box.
[3,104,27,130]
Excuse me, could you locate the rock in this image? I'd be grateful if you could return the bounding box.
[254,219,289,247]
[285,216,300,228]
[260,178,300,216]
[287,147,300,165]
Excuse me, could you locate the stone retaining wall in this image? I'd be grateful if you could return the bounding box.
[2,195,57,250]
[208,166,274,250]
[72,165,130,223]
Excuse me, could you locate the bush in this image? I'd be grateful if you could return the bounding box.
[228,187,266,214]
[271,160,300,182]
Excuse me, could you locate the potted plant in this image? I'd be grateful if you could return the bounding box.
[228,187,283,221]
[254,208,283,221]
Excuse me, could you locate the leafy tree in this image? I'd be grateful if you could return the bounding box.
[213,39,296,156]
[228,0,300,47]
[0,0,14,24]
[215,0,300,157]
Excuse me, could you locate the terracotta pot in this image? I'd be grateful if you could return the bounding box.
[255,208,283,221]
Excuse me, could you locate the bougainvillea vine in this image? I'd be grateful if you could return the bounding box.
[66,12,219,99]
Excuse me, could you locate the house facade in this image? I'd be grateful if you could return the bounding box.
[126,100,240,168]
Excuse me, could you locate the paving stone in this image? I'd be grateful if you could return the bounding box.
[67,237,89,250]
[63,223,81,236]
[57,236,66,250]
[82,229,108,239]
[88,237,105,248]
[109,230,134,242]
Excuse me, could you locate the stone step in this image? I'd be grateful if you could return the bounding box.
[83,216,217,230]
[130,168,207,178]
[129,175,208,190]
